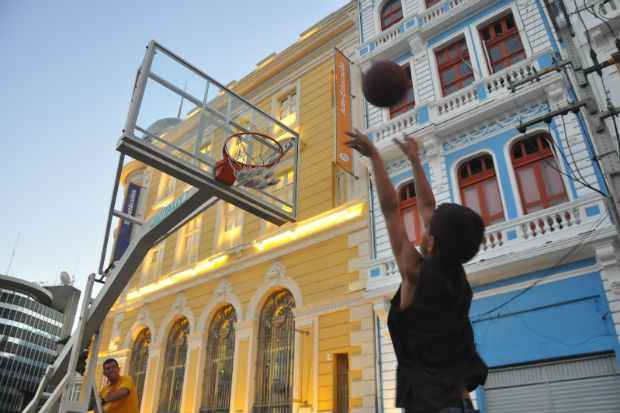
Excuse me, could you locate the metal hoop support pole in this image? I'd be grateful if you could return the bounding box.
[98,153,125,275]
[58,273,97,413]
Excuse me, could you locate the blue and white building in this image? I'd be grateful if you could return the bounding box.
[353,1,620,412]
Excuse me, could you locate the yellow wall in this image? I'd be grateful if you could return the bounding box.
[98,4,371,413]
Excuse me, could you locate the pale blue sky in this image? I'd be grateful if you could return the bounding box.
[0,0,350,294]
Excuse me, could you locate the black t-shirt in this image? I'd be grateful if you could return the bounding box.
[387,255,487,413]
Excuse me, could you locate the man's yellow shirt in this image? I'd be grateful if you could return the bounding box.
[100,375,140,413]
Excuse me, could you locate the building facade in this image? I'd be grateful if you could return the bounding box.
[97,3,382,413]
[0,275,72,413]
[355,0,620,412]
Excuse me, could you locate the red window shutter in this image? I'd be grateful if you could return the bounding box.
[511,134,569,214]
[436,38,475,96]
[399,182,421,244]
[480,13,526,73]
[381,0,404,30]
[458,154,505,225]
[389,65,415,118]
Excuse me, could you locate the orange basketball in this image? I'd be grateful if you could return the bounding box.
[362,60,408,108]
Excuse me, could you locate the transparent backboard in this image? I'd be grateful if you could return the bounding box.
[119,41,299,225]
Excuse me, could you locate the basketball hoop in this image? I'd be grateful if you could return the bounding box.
[215,132,285,189]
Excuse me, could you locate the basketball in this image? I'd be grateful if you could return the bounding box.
[362,60,408,108]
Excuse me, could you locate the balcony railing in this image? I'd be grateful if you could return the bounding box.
[421,0,469,26]
[367,195,610,289]
[366,51,552,149]
[359,0,490,59]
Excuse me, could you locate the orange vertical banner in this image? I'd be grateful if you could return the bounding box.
[334,49,353,175]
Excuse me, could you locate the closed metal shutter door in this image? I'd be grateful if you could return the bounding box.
[485,354,620,413]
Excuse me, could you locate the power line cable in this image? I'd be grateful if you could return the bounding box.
[584,0,617,38]
[544,123,608,196]
[471,209,609,321]
[560,114,590,185]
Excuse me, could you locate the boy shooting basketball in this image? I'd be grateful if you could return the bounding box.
[346,130,487,413]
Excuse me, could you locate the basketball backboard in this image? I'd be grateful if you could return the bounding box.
[118,41,299,225]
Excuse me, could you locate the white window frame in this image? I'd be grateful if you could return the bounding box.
[175,216,202,268]
[428,30,478,99]
[472,5,532,79]
[142,241,165,284]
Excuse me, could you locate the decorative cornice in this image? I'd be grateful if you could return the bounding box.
[441,103,550,154]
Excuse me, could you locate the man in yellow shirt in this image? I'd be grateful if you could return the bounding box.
[99,358,140,413]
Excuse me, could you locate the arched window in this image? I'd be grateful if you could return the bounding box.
[253,290,295,413]
[129,328,151,405]
[458,154,505,225]
[380,0,403,30]
[158,318,189,413]
[426,0,441,7]
[511,134,568,214]
[201,305,237,413]
[389,65,415,118]
[399,181,421,244]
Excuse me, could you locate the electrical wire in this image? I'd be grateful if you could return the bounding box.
[471,209,609,321]
[561,114,589,185]
[584,0,617,38]
[544,124,608,196]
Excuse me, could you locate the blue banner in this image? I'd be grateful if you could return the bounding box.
[112,182,142,261]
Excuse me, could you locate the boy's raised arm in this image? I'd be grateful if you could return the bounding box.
[345,130,422,289]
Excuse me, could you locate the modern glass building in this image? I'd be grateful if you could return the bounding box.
[0,274,65,413]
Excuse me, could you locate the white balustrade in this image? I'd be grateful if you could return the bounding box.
[422,0,468,25]
[367,109,419,147]
[367,196,609,288]
[484,55,540,97]
[432,85,480,118]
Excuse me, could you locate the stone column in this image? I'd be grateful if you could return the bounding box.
[594,240,620,367]
[349,302,376,413]
[141,342,162,413]
[237,319,255,413]
[181,332,204,413]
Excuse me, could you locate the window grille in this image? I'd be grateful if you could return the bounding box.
[129,328,151,404]
[158,318,189,413]
[334,354,349,413]
[201,305,237,413]
[511,134,568,213]
[253,290,295,413]
[458,154,505,225]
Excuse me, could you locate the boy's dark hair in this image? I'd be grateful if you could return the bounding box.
[429,203,485,264]
[103,358,119,368]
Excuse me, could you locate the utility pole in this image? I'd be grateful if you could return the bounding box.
[538,0,620,224]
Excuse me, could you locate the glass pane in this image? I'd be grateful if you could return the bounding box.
[463,187,482,215]
[489,46,502,62]
[541,159,566,196]
[483,179,504,220]
[470,157,482,175]
[524,137,539,154]
[402,208,417,243]
[518,166,541,204]
[442,67,456,83]
[506,36,523,53]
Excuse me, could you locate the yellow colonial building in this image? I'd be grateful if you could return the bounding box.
[96,3,379,413]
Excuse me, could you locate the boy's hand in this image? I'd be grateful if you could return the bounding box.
[393,134,420,160]
[345,129,377,158]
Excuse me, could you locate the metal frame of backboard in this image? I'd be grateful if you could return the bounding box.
[25,40,301,413]
[118,41,300,226]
